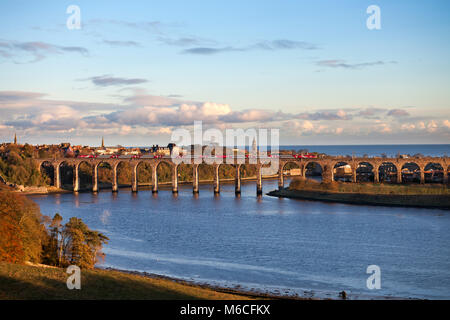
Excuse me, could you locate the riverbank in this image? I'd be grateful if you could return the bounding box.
[268,179,450,209]
[0,261,404,300]
[0,261,256,300]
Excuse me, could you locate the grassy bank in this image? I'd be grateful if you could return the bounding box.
[267,178,450,209]
[0,262,252,300]
[290,178,450,195]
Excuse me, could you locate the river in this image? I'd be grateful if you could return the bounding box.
[29,178,450,300]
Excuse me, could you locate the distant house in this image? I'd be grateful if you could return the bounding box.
[64,146,75,157]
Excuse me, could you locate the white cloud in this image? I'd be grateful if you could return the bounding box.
[442,120,450,129]
[427,120,438,133]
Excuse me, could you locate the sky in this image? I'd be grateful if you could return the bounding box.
[0,0,449,146]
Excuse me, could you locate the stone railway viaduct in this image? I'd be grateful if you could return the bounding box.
[36,156,450,195]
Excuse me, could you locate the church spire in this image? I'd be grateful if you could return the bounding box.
[101,136,104,148]
[14,133,17,145]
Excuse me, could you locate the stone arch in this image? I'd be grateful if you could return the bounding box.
[277,161,302,189]
[424,162,444,183]
[177,162,194,183]
[239,163,257,179]
[401,162,421,183]
[96,161,113,189]
[356,162,375,182]
[304,161,323,182]
[116,161,133,187]
[136,161,153,187]
[333,161,352,182]
[447,164,450,184]
[76,161,94,190]
[198,163,213,181]
[217,163,235,180]
[378,162,398,183]
[59,161,74,190]
[156,160,174,184]
[282,161,302,177]
[39,160,55,186]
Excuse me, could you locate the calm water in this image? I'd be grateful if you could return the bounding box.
[280,144,450,157]
[30,179,450,300]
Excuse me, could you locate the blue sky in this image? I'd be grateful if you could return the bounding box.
[0,0,449,146]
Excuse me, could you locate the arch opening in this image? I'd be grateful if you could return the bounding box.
[424,163,444,183]
[78,161,93,190]
[333,162,351,182]
[282,162,301,177]
[137,162,153,188]
[240,164,257,179]
[198,163,213,182]
[378,162,398,183]
[156,161,173,184]
[356,162,374,182]
[218,164,235,180]
[116,161,132,187]
[97,161,113,189]
[281,161,301,188]
[305,162,323,182]
[401,162,420,183]
[59,161,74,190]
[40,161,54,186]
[177,163,193,183]
[448,165,450,183]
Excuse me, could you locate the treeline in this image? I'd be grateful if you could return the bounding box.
[0,184,108,268]
[0,144,47,186]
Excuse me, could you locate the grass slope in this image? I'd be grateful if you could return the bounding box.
[267,178,450,209]
[0,262,251,300]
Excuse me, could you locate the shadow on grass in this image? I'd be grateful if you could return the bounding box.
[0,268,207,300]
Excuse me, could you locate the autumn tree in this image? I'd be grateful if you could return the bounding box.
[0,185,47,263]
[61,217,108,269]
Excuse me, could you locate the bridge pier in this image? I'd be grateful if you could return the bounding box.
[172,165,178,193]
[278,165,284,190]
[235,165,241,195]
[193,165,199,193]
[397,171,402,184]
[322,165,333,183]
[54,164,61,189]
[352,168,357,183]
[214,165,220,194]
[256,164,262,195]
[420,169,425,184]
[112,164,118,192]
[152,165,158,193]
[131,164,138,192]
[301,164,306,178]
[92,165,98,192]
[373,167,379,183]
[73,164,79,192]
